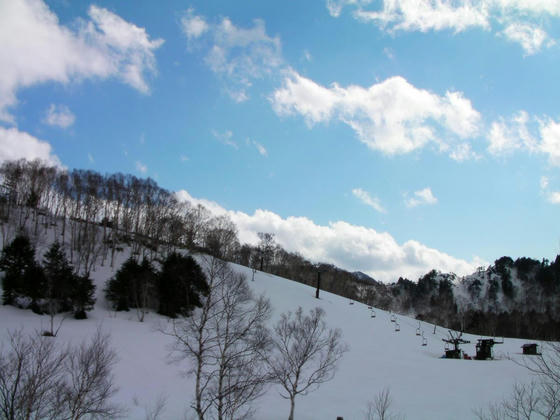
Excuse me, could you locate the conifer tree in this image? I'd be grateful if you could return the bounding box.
[105,257,156,320]
[0,234,36,305]
[105,257,138,311]
[157,253,208,318]
[71,274,96,319]
[43,241,74,312]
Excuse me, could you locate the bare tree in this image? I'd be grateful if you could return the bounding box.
[207,272,271,419]
[166,257,225,420]
[0,329,122,420]
[0,330,66,420]
[267,306,348,420]
[365,387,403,420]
[58,330,122,419]
[165,257,272,420]
[474,381,543,420]
[257,232,275,272]
[140,395,167,420]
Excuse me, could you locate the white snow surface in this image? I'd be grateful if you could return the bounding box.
[0,252,539,420]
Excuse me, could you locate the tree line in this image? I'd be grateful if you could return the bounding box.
[1,158,559,340]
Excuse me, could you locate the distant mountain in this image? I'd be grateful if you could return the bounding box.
[352,271,377,284]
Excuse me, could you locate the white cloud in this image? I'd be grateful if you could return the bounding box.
[501,23,553,55]
[449,143,480,161]
[383,47,395,60]
[354,0,489,33]
[539,175,560,204]
[0,0,163,122]
[176,189,484,282]
[328,0,560,55]
[492,0,560,16]
[88,153,94,163]
[175,189,229,217]
[43,104,75,128]
[352,188,386,213]
[548,191,560,204]
[327,0,373,17]
[180,12,282,102]
[487,113,560,167]
[135,160,147,174]
[539,119,560,166]
[180,155,189,162]
[405,187,438,208]
[487,111,536,155]
[252,140,268,157]
[271,71,481,159]
[0,126,61,166]
[181,8,209,40]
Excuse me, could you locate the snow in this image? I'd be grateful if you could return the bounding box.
[0,251,539,419]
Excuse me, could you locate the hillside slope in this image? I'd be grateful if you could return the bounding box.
[0,252,538,419]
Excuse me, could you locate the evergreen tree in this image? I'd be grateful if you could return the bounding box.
[157,253,208,318]
[0,234,36,305]
[43,241,74,312]
[105,257,139,311]
[23,263,46,313]
[71,274,96,319]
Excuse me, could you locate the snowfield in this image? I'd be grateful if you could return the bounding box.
[0,252,538,420]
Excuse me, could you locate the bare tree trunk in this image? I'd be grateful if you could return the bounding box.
[288,396,295,420]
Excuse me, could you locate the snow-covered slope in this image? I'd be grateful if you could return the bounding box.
[0,253,537,420]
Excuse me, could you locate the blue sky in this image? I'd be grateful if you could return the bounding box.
[1,0,560,281]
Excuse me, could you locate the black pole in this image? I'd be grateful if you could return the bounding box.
[315,271,321,299]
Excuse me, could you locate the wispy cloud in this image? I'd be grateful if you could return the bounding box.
[43,104,75,128]
[352,188,386,213]
[327,0,558,55]
[211,129,238,149]
[180,10,282,102]
[252,140,268,157]
[549,191,560,204]
[501,22,554,55]
[181,8,209,41]
[539,175,560,205]
[487,112,560,166]
[405,187,438,208]
[135,160,147,174]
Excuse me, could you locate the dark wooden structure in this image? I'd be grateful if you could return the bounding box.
[442,331,470,359]
[475,338,504,360]
[521,343,541,356]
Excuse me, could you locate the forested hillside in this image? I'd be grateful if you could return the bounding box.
[1,158,558,339]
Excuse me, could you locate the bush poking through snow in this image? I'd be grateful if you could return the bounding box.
[364,387,404,420]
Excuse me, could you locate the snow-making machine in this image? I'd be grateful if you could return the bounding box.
[442,330,470,359]
[475,338,504,360]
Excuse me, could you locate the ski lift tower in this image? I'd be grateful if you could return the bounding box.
[442,330,470,359]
